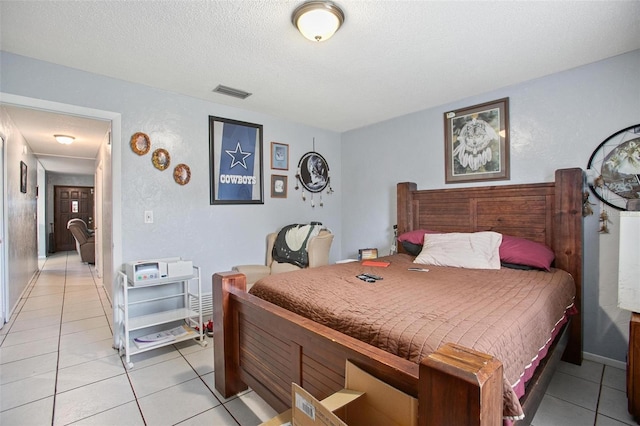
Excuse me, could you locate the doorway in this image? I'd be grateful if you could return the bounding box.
[0,136,5,328]
[53,185,94,252]
[0,92,122,321]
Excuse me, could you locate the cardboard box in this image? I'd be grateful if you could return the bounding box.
[260,409,292,426]
[261,361,418,426]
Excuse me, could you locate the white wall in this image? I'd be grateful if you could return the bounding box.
[341,50,640,362]
[0,51,343,298]
[0,106,39,317]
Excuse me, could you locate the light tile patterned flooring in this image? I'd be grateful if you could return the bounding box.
[0,252,277,426]
[0,252,637,425]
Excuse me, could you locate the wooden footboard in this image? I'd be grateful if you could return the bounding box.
[214,271,505,425]
[213,271,419,408]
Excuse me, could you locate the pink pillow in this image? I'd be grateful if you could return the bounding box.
[399,230,555,271]
[397,229,441,245]
[499,235,555,271]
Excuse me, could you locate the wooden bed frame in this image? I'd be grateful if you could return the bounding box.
[213,168,583,425]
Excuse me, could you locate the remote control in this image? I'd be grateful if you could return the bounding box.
[356,274,376,283]
[363,273,383,280]
[407,268,429,272]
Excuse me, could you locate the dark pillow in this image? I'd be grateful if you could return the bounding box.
[500,262,536,271]
[499,235,555,271]
[401,241,423,256]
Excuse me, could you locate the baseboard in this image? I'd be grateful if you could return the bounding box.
[583,351,627,370]
[6,267,41,321]
[101,283,113,305]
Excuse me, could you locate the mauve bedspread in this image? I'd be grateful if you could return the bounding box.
[249,253,576,419]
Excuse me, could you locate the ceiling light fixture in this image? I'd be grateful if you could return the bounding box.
[54,134,75,145]
[292,1,344,42]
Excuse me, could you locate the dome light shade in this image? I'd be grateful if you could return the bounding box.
[292,1,344,42]
[54,134,75,145]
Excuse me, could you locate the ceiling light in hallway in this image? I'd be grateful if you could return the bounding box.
[54,134,75,145]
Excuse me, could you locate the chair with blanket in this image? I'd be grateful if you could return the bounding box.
[233,224,333,290]
[67,219,95,264]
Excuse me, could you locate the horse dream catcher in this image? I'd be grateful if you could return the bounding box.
[587,124,640,233]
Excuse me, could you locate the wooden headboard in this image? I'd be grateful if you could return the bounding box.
[396,168,584,365]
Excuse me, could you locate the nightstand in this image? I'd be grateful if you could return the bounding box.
[629,312,640,419]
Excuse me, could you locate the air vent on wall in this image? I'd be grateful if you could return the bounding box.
[212,85,252,99]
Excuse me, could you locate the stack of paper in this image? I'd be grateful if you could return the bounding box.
[133,325,193,349]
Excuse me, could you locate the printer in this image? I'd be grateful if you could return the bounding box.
[125,257,194,286]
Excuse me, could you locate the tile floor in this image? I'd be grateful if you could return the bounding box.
[0,252,277,426]
[0,251,637,425]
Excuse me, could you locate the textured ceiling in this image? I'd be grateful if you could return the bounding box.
[1,1,639,172]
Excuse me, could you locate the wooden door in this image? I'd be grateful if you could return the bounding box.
[54,186,94,252]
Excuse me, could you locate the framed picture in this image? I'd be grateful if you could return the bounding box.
[358,248,378,260]
[209,116,263,205]
[444,97,510,183]
[271,142,289,170]
[271,174,287,198]
[20,161,27,193]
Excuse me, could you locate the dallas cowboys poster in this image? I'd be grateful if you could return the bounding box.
[209,116,264,204]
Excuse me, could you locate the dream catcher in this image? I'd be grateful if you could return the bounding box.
[294,150,333,207]
[587,124,640,233]
[389,224,398,255]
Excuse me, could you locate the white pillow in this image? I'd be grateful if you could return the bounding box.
[413,231,502,269]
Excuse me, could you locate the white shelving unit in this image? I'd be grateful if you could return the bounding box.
[113,266,207,368]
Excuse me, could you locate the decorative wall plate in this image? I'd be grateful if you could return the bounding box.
[174,163,191,185]
[130,132,151,155]
[587,124,640,211]
[152,148,170,171]
[296,151,329,193]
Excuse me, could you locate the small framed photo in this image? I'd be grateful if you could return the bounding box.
[444,97,510,183]
[271,142,289,170]
[20,161,27,193]
[358,248,378,260]
[271,174,287,198]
